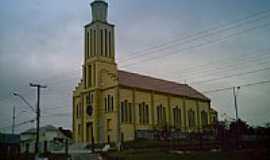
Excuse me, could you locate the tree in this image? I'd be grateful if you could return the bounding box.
[229,119,249,135]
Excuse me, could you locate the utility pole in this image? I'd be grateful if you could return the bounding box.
[233,86,240,149]
[233,87,240,121]
[30,83,47,156]
[12,106,15,134]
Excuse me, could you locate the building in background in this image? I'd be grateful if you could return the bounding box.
[210,108,218,124]
[0,133,20,159]
[73,0,217,144]
[20,125,72,153]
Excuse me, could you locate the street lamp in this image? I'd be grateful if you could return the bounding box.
[13,92,35,113]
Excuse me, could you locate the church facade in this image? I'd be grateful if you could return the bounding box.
[73,0,217,144]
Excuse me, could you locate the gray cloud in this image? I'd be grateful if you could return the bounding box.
[1,0,270,133]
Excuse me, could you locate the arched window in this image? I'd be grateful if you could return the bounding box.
[104,97,107,112]
[201,111,208,128]
[120,100,133,123]
[157,104,166,125]
[139,102,149,124]
[188,109,195,128]
[173,106,181,128]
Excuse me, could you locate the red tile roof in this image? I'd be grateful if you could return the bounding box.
[118,70,210,101]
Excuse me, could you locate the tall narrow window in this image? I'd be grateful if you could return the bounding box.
[121,100,133,123]
[140,103,149,124]
[101,30,103,56]
[107,95,110,112]
[84,67,86,88]
[157,105,162,124]
[139,104,142,124]
[173,107,182,128]
[88,65,92,87]
[157,105,166,125]
[90,29,93,57]
[145,105,149,124]
[157,106,160,124]
[178,108,182,128]
[94,30,96,56]
[93,64,96,86]
[109,31,112,58]
[173,108,177,127]
[121,102,124,122]
[128,103,132,123]
[188,110,195,128]
[76,104,79,118]
[105,29,108,57]
[163,107,166,123]
[124,100,128,122]
[111,96,114,112]
[104,97,107,112]
[85,32,89,59]
[201,111,208,128]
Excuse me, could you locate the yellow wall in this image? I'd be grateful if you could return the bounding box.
[102,88,118,143]
[119,88,135,142]
[170,96,185,129]
[134,90,153,129]
[73,82,213,143]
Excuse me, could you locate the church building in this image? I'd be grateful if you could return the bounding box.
[73,0,217,144]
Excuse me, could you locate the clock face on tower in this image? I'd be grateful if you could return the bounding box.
[87,105,93,116]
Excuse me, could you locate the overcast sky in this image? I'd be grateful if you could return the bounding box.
[1,0,270,133]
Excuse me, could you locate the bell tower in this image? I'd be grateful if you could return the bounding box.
[80,0,118,144]
[83,0,116,89]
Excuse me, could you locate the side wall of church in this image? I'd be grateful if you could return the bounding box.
[118,86,211,142]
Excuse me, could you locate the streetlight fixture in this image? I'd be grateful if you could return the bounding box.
[13,92,35,113]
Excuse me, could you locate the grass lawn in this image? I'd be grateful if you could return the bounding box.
[107,149,269,160]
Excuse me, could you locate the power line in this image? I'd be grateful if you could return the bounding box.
[202,79,270,94]
[170,48,270,75]
[179,56,270,81]
[118,8,270,63]
[120,21,270,68]
[191,66,270,85]
[41,113,72,118]
[0,119,35,130]
[153,48,270,83]
[174,49,270,78]
[119,13,270,66]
